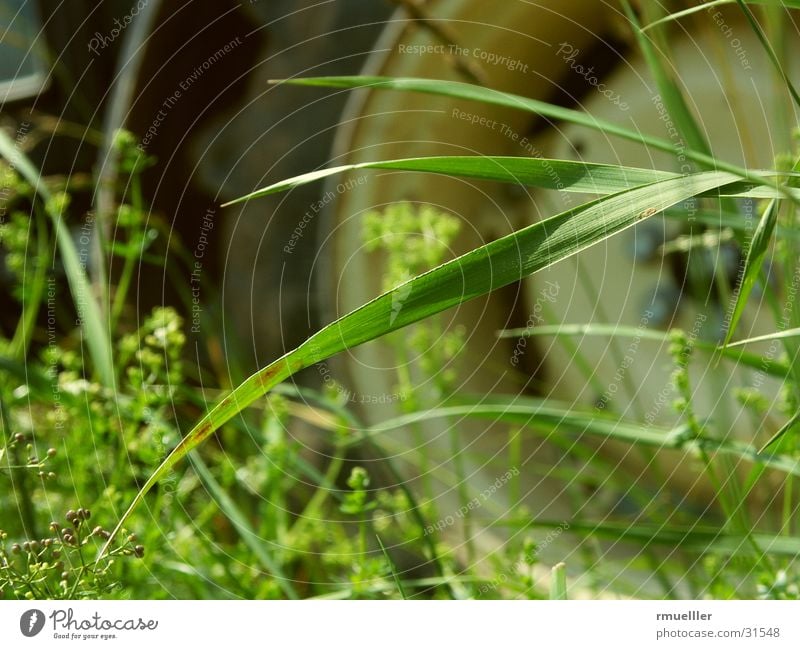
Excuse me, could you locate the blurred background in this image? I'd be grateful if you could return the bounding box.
[1,0,799,599]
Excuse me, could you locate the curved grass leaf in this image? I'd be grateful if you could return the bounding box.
[188,452,299,598]
[498,323,789,378]
[502,520,800,558]
[0,131,114,388]
[269,76,772,184]
[100,169,749,557]
[223,155,799,207]
[642,1,800,32]
[757,410,800,453]
[224,157,674,206]
[623,0,712,158]
[735,0,800,110]
[363,396,800,479]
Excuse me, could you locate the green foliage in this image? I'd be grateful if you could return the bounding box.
[3,1,800,601]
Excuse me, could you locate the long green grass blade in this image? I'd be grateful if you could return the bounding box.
[721,199,780,348]
[269,76,766,182]
[224,157,675,206]
[509,520,800,558]
[642,1,800,32]
[735,0,800,110]
[550,562,567,600]
[223,155,798,207]
[273,76,800,207]
[0,131,114,388]
[100,169,748,557]
[498,323,789,378]
[758,410,800,453]
[375,534,408,600]
[365,395,800,478]
[726,326,800,347]
[624,1,712,158]
[188,452,299,599]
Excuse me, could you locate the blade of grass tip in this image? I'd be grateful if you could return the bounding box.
[99,168,744,558]
[735,0,800,110]
[720,198,780,351]
[758,410,800,454]
[725,326,800,347]
[623,0,712,157]
[520,520,800,557]
[641,0,800,32]
[188,452,299,599]
[550,562,567,600]
[0,131,114,388]
[367,396,800,478]
[222,155,797,207]
[376,534,408,600]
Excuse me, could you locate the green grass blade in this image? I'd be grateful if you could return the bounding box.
[511,520,800,558]
[735,0,800,110]
[100,169,746,556]
[623,1,712,157]
[0,131,114,388]
[223,155,797,207]
[498,323,789,378]
[758,410,800,453]
[363,400,673,447]
[270,76,760,181]
[188,452,299,599]
[375,534,408,600]
[550,562,567,600]
[642,1,800,32]
[223,157,676,206]
[726,326,800,347]
[721,199,780,348]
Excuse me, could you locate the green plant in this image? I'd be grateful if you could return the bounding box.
[3,0,800,601]
[102,2,800,600]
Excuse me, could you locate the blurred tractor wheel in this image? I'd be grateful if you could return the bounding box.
[318,0,795,565]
